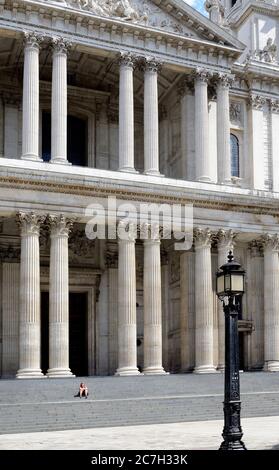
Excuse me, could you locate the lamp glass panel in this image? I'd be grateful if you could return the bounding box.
[217,275,225,295]
[231,274,244,293]
[225,274,231,291]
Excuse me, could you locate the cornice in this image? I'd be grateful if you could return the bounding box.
[2,165,279,217]
[228,2,279,28]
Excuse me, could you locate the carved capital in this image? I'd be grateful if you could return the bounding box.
[216,229,236,249]
[270,99,279,114]
[52,36,72,55]
[142,57,162,73]
[117,221,137,242]
[216,72,235,89]
[118,51,137,69]
[249,94,267,110]
[249,240,263,257]
[261,234,279,252]
[194,228,212,249]
[23,31,44,49]
[16,212,45,237]
[47,214,75,238]
[193,68,212,83]
[140,223,161,242]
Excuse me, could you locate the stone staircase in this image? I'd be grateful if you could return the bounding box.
[0,373,279,434]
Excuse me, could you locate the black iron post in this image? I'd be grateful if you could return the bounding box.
[219,296,246,450]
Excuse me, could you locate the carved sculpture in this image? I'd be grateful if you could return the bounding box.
[246,38,277,64]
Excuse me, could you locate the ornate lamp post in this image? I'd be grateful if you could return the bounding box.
[216,251,247,451]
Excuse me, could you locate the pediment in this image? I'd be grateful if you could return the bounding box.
[42,0,244,49]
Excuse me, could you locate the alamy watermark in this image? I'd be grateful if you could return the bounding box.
[85,197,193,251]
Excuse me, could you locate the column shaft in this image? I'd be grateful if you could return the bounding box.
[118,53,136,172]
[249,241,264,370]
[51,38,70,164]
[143,235,166,375]
[180,251,195,372]
[116,223,140,376]
[195,69,211,182]
[16,213,44,378]
[217,74,233,184]
[263,235,279,371]
[194,229,216,373]
[22,33,41,161]
[144,59,161,176]
[47,215,74,377]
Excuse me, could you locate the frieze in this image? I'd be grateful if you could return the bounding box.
[0,245,20,261]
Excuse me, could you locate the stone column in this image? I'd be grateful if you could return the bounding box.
[51,37,71,164]
[106,244,118,375]
[21,32,42,161]
[143,58,161,176]
[216,73,233,185]
[159,107,169,176]
[118,52,136,173]
[249,241,264,370]
[194,228,216,373]
[216,229,236,370]
[194,69,211,182]
[248,95,266,190]
[161,250,169,371]
[143,225,166,375]
[262,234,279,371]
[47,215,74,377]
[16,212,45,379]
[271,100,279,192]
[180,250,195,372]
[116,222,140,376]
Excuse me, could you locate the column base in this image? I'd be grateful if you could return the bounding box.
[50,158,71,165]
[21,154,42,162]
[115,367,141,376]
[193,365,217,374]
[144,170,164,177]
[47,368,75,378]
[264,361,279,372]
[16,368,46,379]
[118,167,139,174]
[217,365,225,372]
[143,367,168,375]
[196,176,213,183]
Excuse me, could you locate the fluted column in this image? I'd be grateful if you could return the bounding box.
[180,250,195,372]
[118,52,136,173]
[47,215,74,377]
[21,32,42,161]
[249,241,264,370]
[262,234,279,372]
[116,222,140,376]
[143,225,166,375]
[51,37,71,164]
[194,228,216,373]
[216,73,234,185]
[106,244,118,375]
[194,69,211,182]
[144,58,161,176]
[16,212,45,379]
[216,229,236,370]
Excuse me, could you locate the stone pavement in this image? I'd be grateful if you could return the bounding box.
[0,416,279,450]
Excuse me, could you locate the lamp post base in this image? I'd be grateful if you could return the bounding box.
[219,439,247,451]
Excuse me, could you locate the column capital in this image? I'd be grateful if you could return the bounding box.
[140,223,161,243]
[52,36,72,55]
[142,56,162,73]
[249,94,267,111]
[16,212,45,237]
[118,51,137,69]
[117,221,137,242]
[194,228,213,249]
[178,77,194,97]
[23,31,44,49]
[249,240,263,257]
[193,68,212,83]
[270,99,279,114]
[47,214,75,238]
[261,233,279,252]
[216,229,236,249]
[215,72,235,89]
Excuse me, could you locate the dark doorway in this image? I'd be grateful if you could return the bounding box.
[42,112,87,166]
[69,292,88,377]
[40,292,88,376]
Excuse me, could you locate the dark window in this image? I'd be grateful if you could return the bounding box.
[42,112,87,166]
[230,134,240,177]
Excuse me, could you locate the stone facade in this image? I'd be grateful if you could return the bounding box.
[0,0,279,377]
